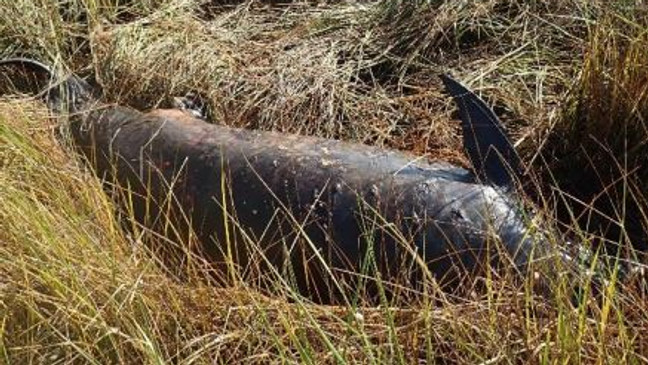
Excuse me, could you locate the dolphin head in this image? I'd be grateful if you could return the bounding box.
[438,74,557,276]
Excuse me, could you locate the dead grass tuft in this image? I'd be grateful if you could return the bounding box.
[540,8,648,253]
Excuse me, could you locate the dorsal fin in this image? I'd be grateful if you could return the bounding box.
[440,74,522,189]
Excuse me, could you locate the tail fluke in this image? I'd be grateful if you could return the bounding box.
[0,57,94,113]
[0,57,54,76]
[440,74,523,189]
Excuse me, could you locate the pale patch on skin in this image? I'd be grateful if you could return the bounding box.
[149,91,209,123]
[147,108,202,124]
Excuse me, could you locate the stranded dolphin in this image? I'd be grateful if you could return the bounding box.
[0,58,555,302]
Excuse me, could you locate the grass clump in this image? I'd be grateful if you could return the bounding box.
[542,9,648,254]
[0,100,172,363]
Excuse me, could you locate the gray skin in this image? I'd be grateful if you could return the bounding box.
[0,58,551,302]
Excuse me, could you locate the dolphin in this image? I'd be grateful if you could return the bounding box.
[0,58,557,302]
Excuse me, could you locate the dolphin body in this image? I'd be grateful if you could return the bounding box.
[1,58,553,301]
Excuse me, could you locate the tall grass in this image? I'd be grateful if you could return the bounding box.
[1,0,648,363]
[543,9,648,254]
